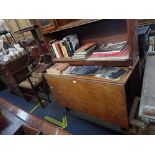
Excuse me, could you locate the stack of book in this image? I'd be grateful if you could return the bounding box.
[87,41,128,61]
[48,34,79,59]
[72,42,97,59]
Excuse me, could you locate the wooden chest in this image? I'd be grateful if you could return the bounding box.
[45,63,140,129]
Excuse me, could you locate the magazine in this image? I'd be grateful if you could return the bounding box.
[62,65,101,75]
[95,67,128,80]
[96,41,127,53]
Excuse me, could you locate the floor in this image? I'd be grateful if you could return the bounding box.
[0,89,119,135]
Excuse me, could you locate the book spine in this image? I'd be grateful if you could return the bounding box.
[60,41,69,58]
[67,36,74,54]
[55,42,63,58]
[92,52,121,57]
[62,45,69,57]
[62,40,71,57]
[59,41,67,57]
[49,43,57,58]
[93,51,121,55]
[49,40,57,58]
[52,43,60,58]
[63,37,73,56]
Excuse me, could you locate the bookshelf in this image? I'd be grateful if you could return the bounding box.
[43,19,140,129]
[43,19,138,67]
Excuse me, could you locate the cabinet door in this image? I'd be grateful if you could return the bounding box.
[37,19,56,34]
[45,75,129,129]
[5,19,33,41]
[5,19,23,41]
[38,19,51,27]
[16,19,33,39]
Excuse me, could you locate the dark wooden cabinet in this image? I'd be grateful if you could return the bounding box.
[42,19,140,129]
[0,54,29,95]
[5,20,140,130]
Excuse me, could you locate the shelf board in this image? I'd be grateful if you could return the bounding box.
[46,19,103,34]
[53,57,132,67]
[15,24,38,34]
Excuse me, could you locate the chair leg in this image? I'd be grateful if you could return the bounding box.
[18,87,31,102]
[32,88,45,107]
[28,78,45,107]
[42,76,51,103]
[46,90,51,103]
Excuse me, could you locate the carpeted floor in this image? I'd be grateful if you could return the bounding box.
[0,89,119,135]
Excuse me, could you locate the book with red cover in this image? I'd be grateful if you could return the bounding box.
[87,45,129,61]
[53,41,63,58]
[92,51,121,56]
[91,45,128,57]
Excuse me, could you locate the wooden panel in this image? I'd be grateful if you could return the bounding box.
[0,107,24,135]
[53,57,132,67]
[56,19,74,27]
[127,20,139,66]
[57,19,101,31]
[45,74,129,128]
[0,98,70,135]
